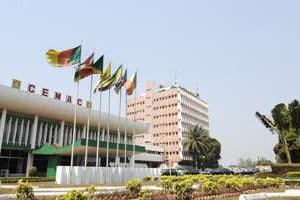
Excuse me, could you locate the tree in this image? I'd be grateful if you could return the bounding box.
[183,125,209,169]
[256,99,300,163]
[201,136,221,168]
[183,125,222,169]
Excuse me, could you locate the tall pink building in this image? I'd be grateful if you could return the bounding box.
[127,81,209,168]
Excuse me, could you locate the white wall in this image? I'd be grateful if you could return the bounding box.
[56,166,160,185]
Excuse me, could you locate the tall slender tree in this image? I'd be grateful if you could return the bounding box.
[183,125,209,169]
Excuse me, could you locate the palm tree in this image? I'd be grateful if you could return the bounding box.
[183,125,209,169]
[256,103,292,164]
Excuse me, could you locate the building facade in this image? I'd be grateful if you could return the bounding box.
[0,81,163,177]
[127,81,209,168]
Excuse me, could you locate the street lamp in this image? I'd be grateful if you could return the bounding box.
[201,155,206,171]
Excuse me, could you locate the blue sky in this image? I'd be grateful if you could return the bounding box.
[1,0,299,165]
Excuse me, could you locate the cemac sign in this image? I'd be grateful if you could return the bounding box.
[11,79,92,108]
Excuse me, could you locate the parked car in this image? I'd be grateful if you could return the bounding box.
[209,168,234,175]
[161,168,183,176]
[182,169,199,175]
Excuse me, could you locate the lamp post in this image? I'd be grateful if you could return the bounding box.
[201,155,206,171]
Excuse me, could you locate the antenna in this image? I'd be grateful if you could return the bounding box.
[174,68,178,86]
[195,81,199,97]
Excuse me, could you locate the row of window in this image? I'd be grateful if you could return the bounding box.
[164,151,179,155]
[127,109,145,116]
[127,101,145,108]
[155,141,179,146]
[153,112,177,119]
[180,94,208,112]
[153,94,177,102]
[153,132,178,137]
[153,103,178,110]
[153,122,178,128]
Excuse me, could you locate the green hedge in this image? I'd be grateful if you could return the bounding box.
[0,177,55,183]
[271,164,300,175]
[287,171,300,178]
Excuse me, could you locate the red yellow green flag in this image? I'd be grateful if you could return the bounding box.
[46,45,81,67]
[73,53,94,82]
[125,72,137,96]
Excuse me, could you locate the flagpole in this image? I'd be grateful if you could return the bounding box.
[84,75,93,166]
[96,90,102,167]
[106,89,111,167]
[132,81,137,168]
[124,94,128,167]
[71,81,79,167]
[116,89,122,167]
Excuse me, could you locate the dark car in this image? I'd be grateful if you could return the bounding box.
[182,169,199,175]
[210,168,234,175]
[161,168,183,176]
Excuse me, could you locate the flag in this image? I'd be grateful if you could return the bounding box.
[114,68,127,94]
[101,62,111,81]
[73,53,94,82]
[46,45,81,67]
[125,72,137,96]
[94,65,123,92]
[93,62,111,91]
[92,55,104,74]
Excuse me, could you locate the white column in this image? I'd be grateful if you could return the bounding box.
[6,117,11,144]
[43,123,48,145]
[30,115,38,149]
[48,124,53,144]
[68,127,72,145]
[64,127,69,146]
[12,118,18,144]
[77,128,81,140]
[38,122,43,146]
[25,120,30,146]
[101,128,105,141]
[25,153,33,177]
[53,125,58,144]
[82,125,86,139]
[18,119,24,145]
[0,109,7,153]
[59,121,65,146]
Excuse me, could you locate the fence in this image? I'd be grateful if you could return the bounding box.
[56,166,160,185]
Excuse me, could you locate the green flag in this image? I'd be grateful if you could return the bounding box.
[94,65,123,92]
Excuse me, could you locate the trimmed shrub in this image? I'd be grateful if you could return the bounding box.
[28,166,37,177]
[240,178,256,189]
[125,179,142,193]
[55,190,87,200]
[15,179,34,200]
[159,179,173,191]
[153,177,160,181]
[287,171,300,178]
[143,176,152,182]
[201,180,219,195]
[174,179,193,200]
[224,178,242,192]
[271,164,300,175]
